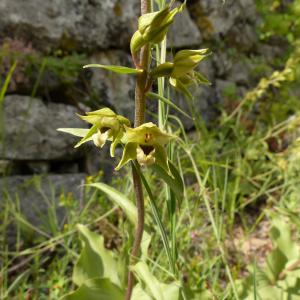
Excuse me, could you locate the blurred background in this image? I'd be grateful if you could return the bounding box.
[0,0,300,299]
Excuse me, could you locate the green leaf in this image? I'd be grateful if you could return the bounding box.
[132,262,180,300]
[154,144,171,175]
[270,216,298,261]
[146,92,192,119]
[83,64,143,74]
[57,128,90,138]
[134,162,174,273]
[0,60,17,104]
[73,225,120,287]
[61,278,123,300]
[132,284,152,300]
[132,262,165,300]
[151,160,184,198]
[88,182,137,225]
[251,285,283,300]
[265,248,288,282]
[87,182,150,259]
[161,282,180,300]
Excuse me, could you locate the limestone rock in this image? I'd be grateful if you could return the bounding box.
[188,0,258,49]
[0,174,86,229]
[88,50,136,122]
[0,0,140,52]
[168,4,202,48]
[0,95,87,160]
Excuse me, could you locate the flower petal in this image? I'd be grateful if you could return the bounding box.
[115,143,138,170]
[75,124,98,148]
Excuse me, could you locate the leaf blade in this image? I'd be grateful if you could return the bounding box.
[88,182,137,225]
[83,64,143,74]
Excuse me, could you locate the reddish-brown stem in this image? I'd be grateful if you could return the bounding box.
[125,1,151,300]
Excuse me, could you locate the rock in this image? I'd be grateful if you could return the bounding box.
[168,3,202,48]
[171,86,218,130]
[187,0,258,47]
[215,79,247,103]
[0,174,86,238]
[212,50,234,78]
[226,23,258,52]
[27,162,50,174]
[85,146,115,179]
[258,44,289,64]
[88,50,136,122]
[0,160,11,175]
[0,95,87,160]
[0,0,140,52]
[227,58,252,86]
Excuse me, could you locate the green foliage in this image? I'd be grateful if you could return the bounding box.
[83,64,143,74]
[61,223,181,300]
[238,216,300,299]
[3,1,300,300]
[62,278,124,300]
[88,182,137,224]
[257,0,300,43]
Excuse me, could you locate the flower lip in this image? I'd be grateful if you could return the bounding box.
[100,126,111,133]
[140,144,155,155]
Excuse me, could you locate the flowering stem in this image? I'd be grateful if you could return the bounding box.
[125,1,151,299]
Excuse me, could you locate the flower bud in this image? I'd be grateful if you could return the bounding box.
[130,2,186,54]
[171,49,210,78]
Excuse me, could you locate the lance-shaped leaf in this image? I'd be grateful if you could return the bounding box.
[73,224,121,287]
[130,2,186,54]
[146,92,192,119]
[83,64,143,74]
[116,123,176,174]
[61,278,123,300]
[57,128,90,138]
[132,262,180,300]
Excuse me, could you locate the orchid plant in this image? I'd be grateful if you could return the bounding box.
[59,0,210,299]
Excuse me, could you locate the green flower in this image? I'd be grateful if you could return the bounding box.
[130,2,186,54]
[150,49,211,98]
[115,122,176,173]
[58,108,130,157]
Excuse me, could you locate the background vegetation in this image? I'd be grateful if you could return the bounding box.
[1,0,300,299]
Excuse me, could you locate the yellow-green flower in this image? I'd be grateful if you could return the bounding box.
[115,122,176,173]
[58,108,130,157]
[130,2,186,54]
[150,49,211,98]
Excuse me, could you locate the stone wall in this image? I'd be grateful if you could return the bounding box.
[0,0,284,226]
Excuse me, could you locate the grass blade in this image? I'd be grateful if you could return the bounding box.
[146,92,192,119]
